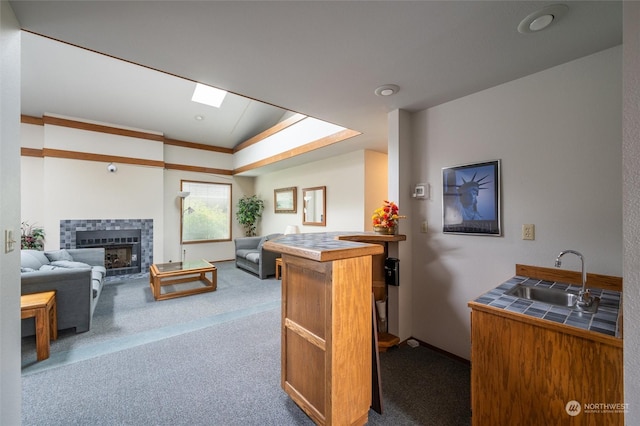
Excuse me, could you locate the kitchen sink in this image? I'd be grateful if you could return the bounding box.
[505,284,579,307]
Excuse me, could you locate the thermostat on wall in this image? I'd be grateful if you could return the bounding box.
[412,183,428,199]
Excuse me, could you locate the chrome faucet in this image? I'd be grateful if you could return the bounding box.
[554,249,593,308]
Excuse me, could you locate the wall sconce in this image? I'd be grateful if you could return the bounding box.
[107,163,117,173]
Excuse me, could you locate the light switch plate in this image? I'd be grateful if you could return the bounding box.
[5,229,16,253]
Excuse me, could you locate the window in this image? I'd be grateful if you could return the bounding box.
[181,180,232,243]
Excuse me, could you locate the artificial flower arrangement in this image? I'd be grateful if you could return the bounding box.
[21,221,45,250]
[372,200,405,233]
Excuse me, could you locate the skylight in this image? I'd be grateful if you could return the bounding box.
[191,83,227,108]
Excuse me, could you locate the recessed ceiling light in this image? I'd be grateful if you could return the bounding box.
[191,83,227,108]
[194,115,204,121]
[517,4,568,34]
[529,14,554,32]
[374,84,399,97]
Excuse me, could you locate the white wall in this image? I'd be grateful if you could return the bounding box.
[20,125,389,265]
[162,169,243,263]
[410,46,622,360]
[21,123,166,263]
[0,1,22,422]
[364,150,388,231]
[22,118,393,266]
[623,1,640,422]
[255,150,387,235]
[162,142,242,263]
[19,124,45,229]
[387,110,414,341]
[20,119,255,264]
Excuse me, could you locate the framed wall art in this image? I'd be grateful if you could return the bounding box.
[442,160,501,236]
[274,187,297,213]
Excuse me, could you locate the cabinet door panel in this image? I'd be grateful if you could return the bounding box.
[285,329,326,414]
[285,260,328,339]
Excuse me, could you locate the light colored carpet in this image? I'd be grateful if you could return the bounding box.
[21,261,281,372]
[21,261,471,425]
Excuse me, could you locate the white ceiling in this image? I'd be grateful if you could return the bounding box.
[20,32,290,148]
[11,1,622,175]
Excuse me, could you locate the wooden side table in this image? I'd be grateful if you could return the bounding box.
[275,258,282,280]
[21,291,57,361]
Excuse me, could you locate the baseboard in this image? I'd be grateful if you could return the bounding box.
[209,259,235,264]
[401,337,470,366]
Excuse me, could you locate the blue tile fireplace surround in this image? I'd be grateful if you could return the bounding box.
[60,219,153,276]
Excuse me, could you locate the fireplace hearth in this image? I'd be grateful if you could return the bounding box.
[76,229,142,276]
[60,219,153,277]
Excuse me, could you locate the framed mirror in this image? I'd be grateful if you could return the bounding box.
[302,186,326,226]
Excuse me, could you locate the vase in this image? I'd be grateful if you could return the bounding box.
[374,225,396,235]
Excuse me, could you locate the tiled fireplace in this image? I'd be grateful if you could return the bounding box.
[60,219,153,276]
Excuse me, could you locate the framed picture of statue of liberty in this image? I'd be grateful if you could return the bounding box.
[442,159,501,236]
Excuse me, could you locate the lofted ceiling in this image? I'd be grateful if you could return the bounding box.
[11,1,622,175]
[20,32,291,149]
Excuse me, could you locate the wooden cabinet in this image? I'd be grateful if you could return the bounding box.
[469,297,624,425]
[265,233,384,426]
[369,242,387,301]
[336,234,405,351]
[337,234,406,303]
[281,254,372,425]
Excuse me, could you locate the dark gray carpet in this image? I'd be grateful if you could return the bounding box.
[22,261,470,425]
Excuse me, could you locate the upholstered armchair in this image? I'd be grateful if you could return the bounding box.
[234,233,282,279]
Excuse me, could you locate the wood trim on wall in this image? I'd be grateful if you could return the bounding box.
[233,113,306,152]
[22,114,234,154]
[20,147,44,157]
[21,148,235,174]
[164,163,232,175]
[21,115,44,126]
[42,115,165,142]
[515,264,623,292]
[42,148,165,168]
[21,114,229,172]
[233,128,361,175]
[21,114,363,176]
[164,138,233,154]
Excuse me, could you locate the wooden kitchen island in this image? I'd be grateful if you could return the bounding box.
[264,232,386,426]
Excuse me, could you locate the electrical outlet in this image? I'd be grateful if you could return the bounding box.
[522,224,535,240]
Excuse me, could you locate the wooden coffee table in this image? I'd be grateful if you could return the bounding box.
[149,259,217,301]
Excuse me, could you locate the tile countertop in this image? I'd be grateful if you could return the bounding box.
[263,232,405,262]
[472,276,622,338]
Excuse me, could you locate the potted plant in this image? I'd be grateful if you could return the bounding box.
[236,195,265,237]
[21,221,45,250]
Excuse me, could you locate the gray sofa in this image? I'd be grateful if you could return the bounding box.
[20,248,106,336]
[234,233,283,279]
